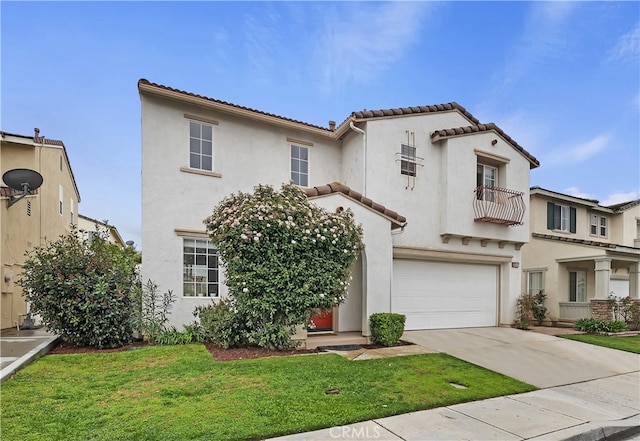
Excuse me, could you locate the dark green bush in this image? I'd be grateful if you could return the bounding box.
[574,318,628,333]
[194,300,249,348]
[19,228,138,348]
[369,313,406,347]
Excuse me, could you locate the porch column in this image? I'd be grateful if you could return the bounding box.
[591,258,612,320]
[594,258,611,299]
[629,263,640,300]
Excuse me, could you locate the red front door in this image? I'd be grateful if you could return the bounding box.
[310,309,333,331]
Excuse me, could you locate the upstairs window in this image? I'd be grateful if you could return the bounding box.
[590,214,608,237]
[400,144,417,176]
[547,202,576,233]
[476,163,498,201]
[59,185,63,216]
[189,121,213,171]
[290,144,309,186]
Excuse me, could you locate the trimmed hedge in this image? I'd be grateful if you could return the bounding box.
[574,318,628,333]
[369,313,406,347]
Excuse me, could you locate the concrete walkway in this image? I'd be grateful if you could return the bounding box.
[0,327,59,383]
[270,327,640,441]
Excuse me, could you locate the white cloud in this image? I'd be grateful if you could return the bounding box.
[608,22,640,63]
[546,134,611,166]
[563,187,596,200]
[601,190,639,206]
[312,2,434,94]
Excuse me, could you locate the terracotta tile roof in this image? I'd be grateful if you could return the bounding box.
[138,79,333,133]
[351,102,481,125]
[431,123,540,168]
[532,232,637,250]
[302,182,407,227]
[531,187,639,212]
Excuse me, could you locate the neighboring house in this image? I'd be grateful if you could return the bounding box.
[1,129,81,330]
[77,214,126,248]
[139,79,539,335]
[522,187,640,323]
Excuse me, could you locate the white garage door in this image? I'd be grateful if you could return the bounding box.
[392,260,498,330]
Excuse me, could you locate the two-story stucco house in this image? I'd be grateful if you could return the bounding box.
[139,79,539,337]
[522,187,640,323]
[1,129,81,330]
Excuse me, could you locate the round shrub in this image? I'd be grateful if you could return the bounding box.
[369,313,406,347]
[18,228,138,348]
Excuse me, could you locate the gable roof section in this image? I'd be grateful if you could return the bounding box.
[138,79,537,169]
[0,131,81,202]
[431,123,539,169]
[302,182,407,229]
[606,199,640,212]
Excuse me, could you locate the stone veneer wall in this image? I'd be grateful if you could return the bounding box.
[590,299,613,321]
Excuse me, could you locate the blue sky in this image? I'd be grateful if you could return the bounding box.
[2,1,638,248]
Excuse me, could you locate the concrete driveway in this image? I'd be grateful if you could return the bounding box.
[402,327,640,388]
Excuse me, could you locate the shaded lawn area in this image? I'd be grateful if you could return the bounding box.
[1,345,535,441]
[559,334,640,354]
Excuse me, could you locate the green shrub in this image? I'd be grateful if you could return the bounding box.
[18,228,138,348]
[369,313,406,347]
[153,323,204,345]
[204,183,363,350]
[515,292,548,328]
[194,300,249,348]
[574,318,628,333]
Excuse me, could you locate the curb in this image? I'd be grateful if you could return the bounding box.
[0,335,60,383]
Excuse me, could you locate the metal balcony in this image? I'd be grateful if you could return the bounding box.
[473,186,525,226]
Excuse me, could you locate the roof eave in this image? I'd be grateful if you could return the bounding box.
[138,81,336,140]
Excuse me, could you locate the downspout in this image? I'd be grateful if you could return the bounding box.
[349,121,366,197]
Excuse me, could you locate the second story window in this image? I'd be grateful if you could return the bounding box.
[189,121,213,171]
[476,163,498,201]
[547,202,576,233]
[400,144,417,176]
[590,214,608,237]
[290,144,308,186]
[59,185,63,216]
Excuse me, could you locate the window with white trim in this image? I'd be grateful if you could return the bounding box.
[290,144,308,186]
[59,185,63,216]
[590,214,607,237]
[400,144,417,176]
[476,163,498,201]
[183,238,219,297]
[189,121,213,171]
[547,202,576,233]
[526,271,545,295]
[70,199,74,225]
[569,270,587,302]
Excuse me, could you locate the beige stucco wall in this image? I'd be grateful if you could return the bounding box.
[1,136,79,329]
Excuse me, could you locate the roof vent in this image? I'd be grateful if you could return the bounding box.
[329,121,336,131]
[34,128,40,138]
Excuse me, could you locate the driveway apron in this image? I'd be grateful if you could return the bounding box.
[402,327,639,389]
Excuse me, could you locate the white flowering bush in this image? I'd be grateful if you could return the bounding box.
[203,183,363,350]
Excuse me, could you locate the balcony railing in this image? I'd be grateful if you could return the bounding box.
[473,186,525,226]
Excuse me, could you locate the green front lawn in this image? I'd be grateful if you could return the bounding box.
[559,334,640,354]
[1,345,535,441]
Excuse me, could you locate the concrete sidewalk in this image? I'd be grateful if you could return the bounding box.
[269,327,640,441]
[0,327,59,383]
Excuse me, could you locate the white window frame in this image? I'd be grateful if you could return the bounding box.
[188,120,214,172]
[183,237,219,298]
[400,144,417,177]
[59,185,63,216]
[569,269,587,302]
[559,205,571,232]
[526,270,545,295]
[590,214,608,238]
[590,214,598,236]
[290,144,309,187]
[599,216,607,238]
[476,163,498,202]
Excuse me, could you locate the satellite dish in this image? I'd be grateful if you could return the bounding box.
[2,168,43,208]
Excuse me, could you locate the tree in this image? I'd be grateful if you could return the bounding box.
[18,228,139,348]
[203,183,363,350]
